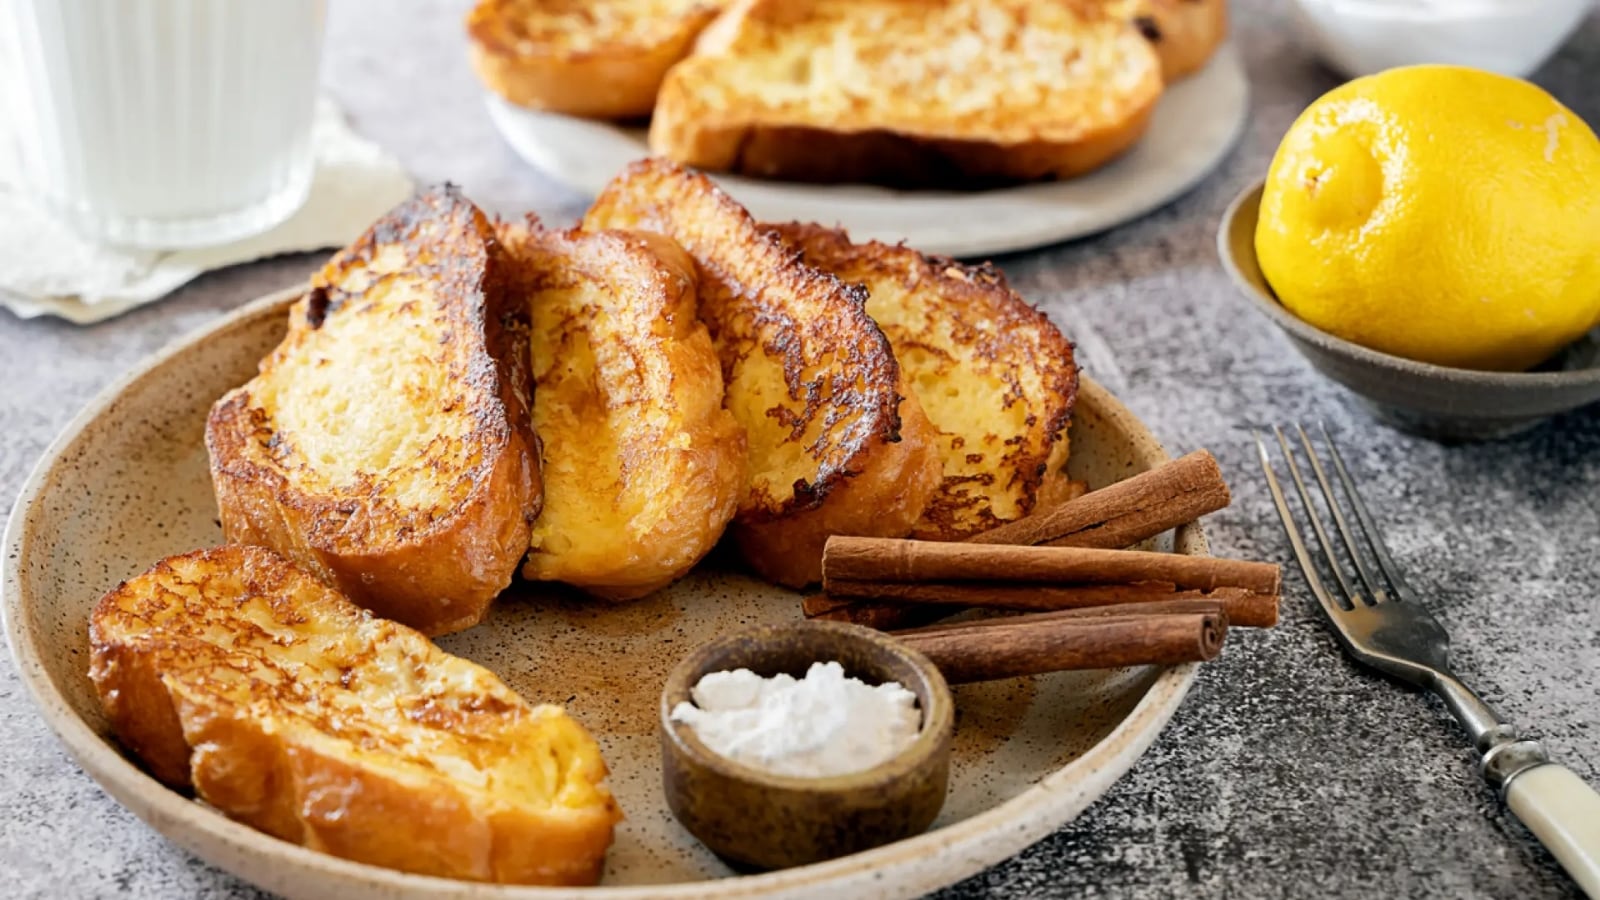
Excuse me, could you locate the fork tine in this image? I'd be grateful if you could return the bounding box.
[1294,424,1391,603]
[1273,426,1362,608]
[1254,431,1346,623]
[1320,424,1419,603]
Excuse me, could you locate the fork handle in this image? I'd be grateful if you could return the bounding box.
[1504,764,1600,896]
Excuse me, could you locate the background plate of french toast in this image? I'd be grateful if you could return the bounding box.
[471,0,1248,258]
[4,162,1210,897]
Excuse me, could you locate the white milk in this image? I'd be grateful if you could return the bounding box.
[0,0,326,248]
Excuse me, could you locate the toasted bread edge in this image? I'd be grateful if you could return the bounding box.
[466,3,720,118]
[88,545,619,886]
[499,220,748,599]
[584,158,943,586]
[769,222,1079,540]
[205,185,540,636]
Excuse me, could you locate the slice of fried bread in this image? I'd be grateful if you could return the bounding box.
[648,0,1164,187]
[1120,0,1228,82]
[772,223,1079,540]
[206,186,539,636]
[88,545,619,886]
[497,220,747,599]
[583,159,941,587]
[467,0,721,118]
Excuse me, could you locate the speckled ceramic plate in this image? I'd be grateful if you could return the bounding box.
[3,289,1206,900]
[484,47,1248,259]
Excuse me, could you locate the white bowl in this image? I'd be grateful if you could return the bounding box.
[1290,0,1594,78]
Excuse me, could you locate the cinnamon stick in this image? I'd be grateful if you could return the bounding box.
[800,591,956,630]
[811,451,1234,629]
[824,537,1280,594]
[890,611,1228,683]
[890,598,1228,636]
[822,580,1279,628]
[800,595,951,630]
[970,449,1229,549]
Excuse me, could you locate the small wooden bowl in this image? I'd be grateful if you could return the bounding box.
[659,620,955,871]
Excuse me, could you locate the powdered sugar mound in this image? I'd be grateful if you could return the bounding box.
[671,661,922,778]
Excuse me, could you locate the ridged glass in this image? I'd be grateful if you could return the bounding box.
[0,0,326,248]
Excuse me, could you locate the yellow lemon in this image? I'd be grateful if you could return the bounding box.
[1255,65,1600,371]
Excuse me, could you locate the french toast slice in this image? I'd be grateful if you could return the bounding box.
[497,220,747,600]
[648,0,1165,187]
[583,159,942,587]
[771,223,1079,540]
[206,186,539,637]
[1119,0,1228,81]
[88,545,619,886]
[467,0,721,119]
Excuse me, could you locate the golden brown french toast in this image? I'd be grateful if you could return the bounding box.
[771,223,1079,540]
[88,545,619,886]
[583,159,941,587]
[206,186,539,637]
[1117,0,1228,81]
[497,220,747,599]
[467,0,721,118]
[648,0,1164,187]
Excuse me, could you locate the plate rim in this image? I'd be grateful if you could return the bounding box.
[484,44,1250,259]
[3,289,1203,899]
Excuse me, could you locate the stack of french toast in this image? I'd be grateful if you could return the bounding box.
[88,158,1079,885]
[467,0,1227,186]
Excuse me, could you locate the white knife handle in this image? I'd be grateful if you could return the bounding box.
[1505,764,1600,898]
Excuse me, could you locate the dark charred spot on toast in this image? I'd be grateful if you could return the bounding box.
[368,183,461,248]
[303,286,337,329]
[1133,15,1162,42]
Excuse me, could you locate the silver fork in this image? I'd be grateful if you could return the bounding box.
[1257,424,1600,896]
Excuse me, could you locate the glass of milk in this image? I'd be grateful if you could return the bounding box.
[0,0,327,248]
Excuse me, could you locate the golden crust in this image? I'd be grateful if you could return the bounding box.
[1122,0,1228,82]
[498,221,747,599]
[205,186,539,636]
[88,545,619,886]
[771,223,1078,540]
[655,119,1157,188]
[583,159,941,587]
[466,0,721,118]
[647,0,1164,187]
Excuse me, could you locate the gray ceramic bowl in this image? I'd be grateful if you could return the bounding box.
[1219,181,1600,441]
[659,620,955,872]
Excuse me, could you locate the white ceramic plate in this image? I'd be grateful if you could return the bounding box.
[486,47,1250,259]
[3,290,1205,899]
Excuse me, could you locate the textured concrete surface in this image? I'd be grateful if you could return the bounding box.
[3,2,1598,897]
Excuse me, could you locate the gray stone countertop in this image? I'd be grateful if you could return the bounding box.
[3,2,1598,897]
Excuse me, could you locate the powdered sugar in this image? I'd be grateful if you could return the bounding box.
[670,661,921,778]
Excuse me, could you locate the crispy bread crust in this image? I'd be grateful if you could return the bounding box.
[88,545,619,886]
[647,0,1164,187]
[206,186,539,636]
[466,1,720,118]
[1128,0,1228,82]
[583,159,940,586]
[653,117,1159,188]
[498,221,747,599]
[729,396,942,582]
[772,223,1078,539]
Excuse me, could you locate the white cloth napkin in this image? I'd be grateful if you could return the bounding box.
[0,98,414,324]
